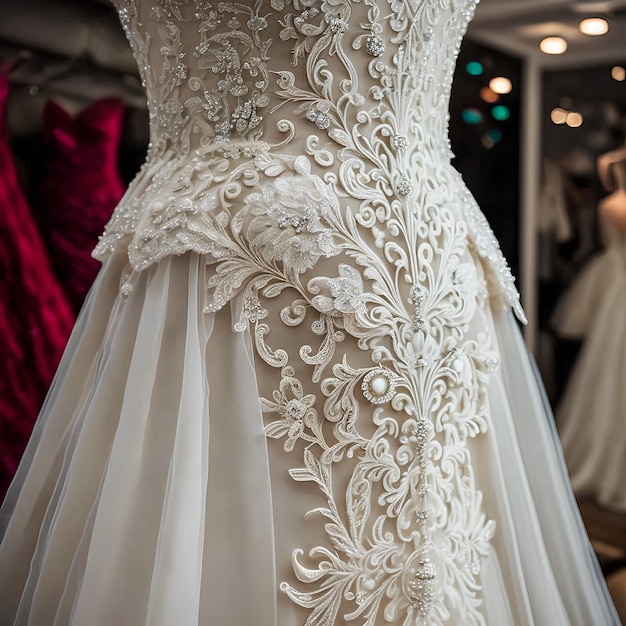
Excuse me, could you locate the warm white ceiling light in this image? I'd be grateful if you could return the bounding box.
[566,112,584,128]
[611,66,626,81]
[540,36,568,55]
[579,17,609,35]
[550,108,568,125]
[489,77,513,95]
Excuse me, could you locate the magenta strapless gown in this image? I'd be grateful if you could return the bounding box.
[40,97,126,313]
[0,75,74,496]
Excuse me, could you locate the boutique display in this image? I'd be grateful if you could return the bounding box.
[0,1,619,624]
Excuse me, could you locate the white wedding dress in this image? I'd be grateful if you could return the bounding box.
[554,188,626,513]
[0,1,619,624]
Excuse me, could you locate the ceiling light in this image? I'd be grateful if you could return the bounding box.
[551,108,568,125]
[579,17,609,35]
[489,77,512,95]
[611,66,626,81]
[540,37,568,55]
[480,87,499,103]
[488,129,503,143]
[566,112,584,128]
[481,134,496,150]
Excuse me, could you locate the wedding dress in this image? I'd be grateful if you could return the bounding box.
[554,187,626,513]
[0,1,619,624]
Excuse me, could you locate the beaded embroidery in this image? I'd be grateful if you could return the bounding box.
[103,1,518,624]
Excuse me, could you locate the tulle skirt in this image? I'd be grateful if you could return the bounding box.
[0,252,619,625]
[554,249,626,512]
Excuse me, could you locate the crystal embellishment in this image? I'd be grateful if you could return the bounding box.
[484,357,499,372]
[366,34,385,56]
[306,109,331,130]
[393,134,408,150]
[407,557,437,616]
[328,17,347,34]
[397,176,413,195]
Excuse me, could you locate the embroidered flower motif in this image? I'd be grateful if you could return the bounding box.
[309,264,366,315]
[196,8,220,32]
[276,5,324,63]
[262,369,317,452]
[201,91,222,121]
[451,263,479,300]
[245,174,341,275]
[247,15,268,31]
[231,98,263,137]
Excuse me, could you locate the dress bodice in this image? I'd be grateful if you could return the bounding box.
[41,98,127,313]
[95,0,523,321]
[113,0,475,156]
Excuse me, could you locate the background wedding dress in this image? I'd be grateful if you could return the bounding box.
[0,1,619,624]
[554,186,626,513]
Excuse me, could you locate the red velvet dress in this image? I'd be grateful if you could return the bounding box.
[40,98,126,313]
[0,75,74,496]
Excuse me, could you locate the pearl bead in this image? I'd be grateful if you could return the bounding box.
[370,374,389,394]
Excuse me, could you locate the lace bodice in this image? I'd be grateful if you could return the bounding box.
[95,0,523,320]
[114,0,472,155]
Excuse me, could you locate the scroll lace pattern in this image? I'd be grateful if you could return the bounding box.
[100,0,521,317]
[106,1,514,623]
[198,151,499,625]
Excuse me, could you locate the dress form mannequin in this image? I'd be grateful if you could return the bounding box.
[598,148,626,234]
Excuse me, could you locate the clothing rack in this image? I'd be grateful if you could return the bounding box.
[0,38,146,110]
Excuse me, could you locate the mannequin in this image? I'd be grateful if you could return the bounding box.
[597,146,626,234]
